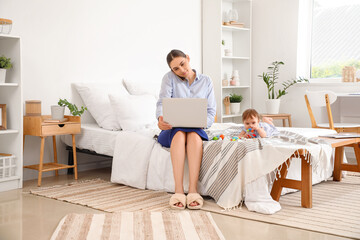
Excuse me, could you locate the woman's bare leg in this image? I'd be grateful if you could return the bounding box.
[170,131,187,208]
[186,132,203,206]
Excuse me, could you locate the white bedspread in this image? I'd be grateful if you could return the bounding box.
[110,123,337,211]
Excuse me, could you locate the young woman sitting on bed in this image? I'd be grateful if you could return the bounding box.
[156,49,216,210]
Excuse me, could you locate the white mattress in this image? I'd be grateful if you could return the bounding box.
[61,123,337,158]
[61,123,120,156]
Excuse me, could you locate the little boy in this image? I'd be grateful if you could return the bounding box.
[238,109,278,138]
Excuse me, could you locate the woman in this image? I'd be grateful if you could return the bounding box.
[156,49,216,209]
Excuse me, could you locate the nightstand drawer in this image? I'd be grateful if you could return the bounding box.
[41,123,81,136]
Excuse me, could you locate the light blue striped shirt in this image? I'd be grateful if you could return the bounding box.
[156,70,216,128]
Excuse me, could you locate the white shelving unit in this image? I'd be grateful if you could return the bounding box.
[203,0,252,123]
[0,34,23,192]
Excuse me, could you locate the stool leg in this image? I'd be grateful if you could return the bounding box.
[333,146,344,181]
[301,154,312,208]
[282,119,286,127]
[288,116,292,127]
[72,134,78,180]
[38,137,45,187]
[52,136,58,176]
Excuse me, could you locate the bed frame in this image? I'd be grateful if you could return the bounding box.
[66,146,112,174]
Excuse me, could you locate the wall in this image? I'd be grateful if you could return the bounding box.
[252,0,360,128]
[0,0,202,180]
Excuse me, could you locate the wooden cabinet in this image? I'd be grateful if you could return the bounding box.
[203,0,252,123]
[23,115,81,186]
[0,35,23,192]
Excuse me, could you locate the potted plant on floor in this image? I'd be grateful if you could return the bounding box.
[259,61,308,114]
[0,55,12,83]
[51,98,87,120]
[229,93,243,114]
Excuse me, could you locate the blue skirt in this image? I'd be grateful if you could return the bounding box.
[157,128,208,148]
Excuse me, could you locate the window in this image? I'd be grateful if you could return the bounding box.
[310,0,360,79]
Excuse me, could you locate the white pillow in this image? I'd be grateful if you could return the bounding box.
[74,82,129,130]
[123,78,160,99]
[109,94,157,131]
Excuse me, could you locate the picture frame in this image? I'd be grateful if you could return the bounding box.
[0,104,7,130]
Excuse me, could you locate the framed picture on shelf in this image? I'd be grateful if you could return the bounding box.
[0,104,7,130]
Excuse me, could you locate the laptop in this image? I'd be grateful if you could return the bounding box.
[163,98,207,128]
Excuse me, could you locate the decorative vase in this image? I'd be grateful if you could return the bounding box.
[230,102,241,114]
[0,69,6,83]
[51,105,65,120]
[265,99,280,114]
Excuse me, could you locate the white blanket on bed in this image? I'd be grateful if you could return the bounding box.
[111,124,333,210]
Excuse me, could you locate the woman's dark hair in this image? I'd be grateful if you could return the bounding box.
[166,49,186,68]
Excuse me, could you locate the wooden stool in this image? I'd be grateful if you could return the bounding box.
[261,113,292,127]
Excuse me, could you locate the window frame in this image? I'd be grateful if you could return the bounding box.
[296,0,360,84]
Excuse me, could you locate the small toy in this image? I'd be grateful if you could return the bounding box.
[246,128,257,138]
[212,135,225,140]
[212,134,225,141]
[230,136,239,141]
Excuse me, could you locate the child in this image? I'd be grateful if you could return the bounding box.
[238,109,278,138]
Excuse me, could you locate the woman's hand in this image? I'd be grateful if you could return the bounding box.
[158,116,172,130]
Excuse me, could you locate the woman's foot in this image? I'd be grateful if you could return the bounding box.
[169,193,186,210]
[186,193,204,210]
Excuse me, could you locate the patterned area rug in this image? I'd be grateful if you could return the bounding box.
[50,211,225,240]
[31,175,360,239]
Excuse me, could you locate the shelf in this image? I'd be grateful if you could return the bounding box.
[222,56,250,60]
[222,86,250,89]
[223,0,251,2]
[0,176,20,183]
[222,26,250,31]
[0,83,19,87]
[222,114,242,118]
[0,34,20,40]
[0,129,19,135]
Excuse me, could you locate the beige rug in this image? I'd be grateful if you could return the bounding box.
[31,176,360,239]
[50,211,225,240]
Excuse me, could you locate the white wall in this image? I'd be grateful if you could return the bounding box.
[252,0,360,128]
[0,0,202,180]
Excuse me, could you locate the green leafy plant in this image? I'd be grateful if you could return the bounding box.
[0,55,12,69]
[58,98,87,116]
[222,40,225,46]
[259,61,309,99]
[229,93,243,103]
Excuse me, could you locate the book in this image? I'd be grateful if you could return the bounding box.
[320,132,360,139]
[43,118,68,123]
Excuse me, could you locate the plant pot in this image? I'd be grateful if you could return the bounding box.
[265,99,280,114]
[51,105,65,120]
[0,69,6,83]
[230,102,241,114]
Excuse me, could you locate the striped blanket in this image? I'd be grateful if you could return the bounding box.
[200,129,332,209]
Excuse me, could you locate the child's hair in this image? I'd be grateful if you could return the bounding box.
[166,49,186,67]
[242,109,260,122]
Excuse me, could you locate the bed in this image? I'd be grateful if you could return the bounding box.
[61,122,338,213]
[61,82,339,214]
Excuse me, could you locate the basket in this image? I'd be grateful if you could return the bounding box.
[0,18,12,34]
[0,153,16,179]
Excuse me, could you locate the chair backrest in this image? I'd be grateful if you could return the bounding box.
[304,90,337,129]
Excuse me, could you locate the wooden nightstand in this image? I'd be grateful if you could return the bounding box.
[23,115,81,186]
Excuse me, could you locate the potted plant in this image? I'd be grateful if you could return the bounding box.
[259,61,308,114]
[0,55,12,83]
[229,93,243,114]
[51,98,87,120]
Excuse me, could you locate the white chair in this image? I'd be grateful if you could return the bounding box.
[304,90,360,133]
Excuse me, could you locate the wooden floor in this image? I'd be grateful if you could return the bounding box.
[0,168,352,240]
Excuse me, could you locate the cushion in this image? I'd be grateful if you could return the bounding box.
[123,78,160,99]
[74,82,129,130]
[108,94,157,131]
